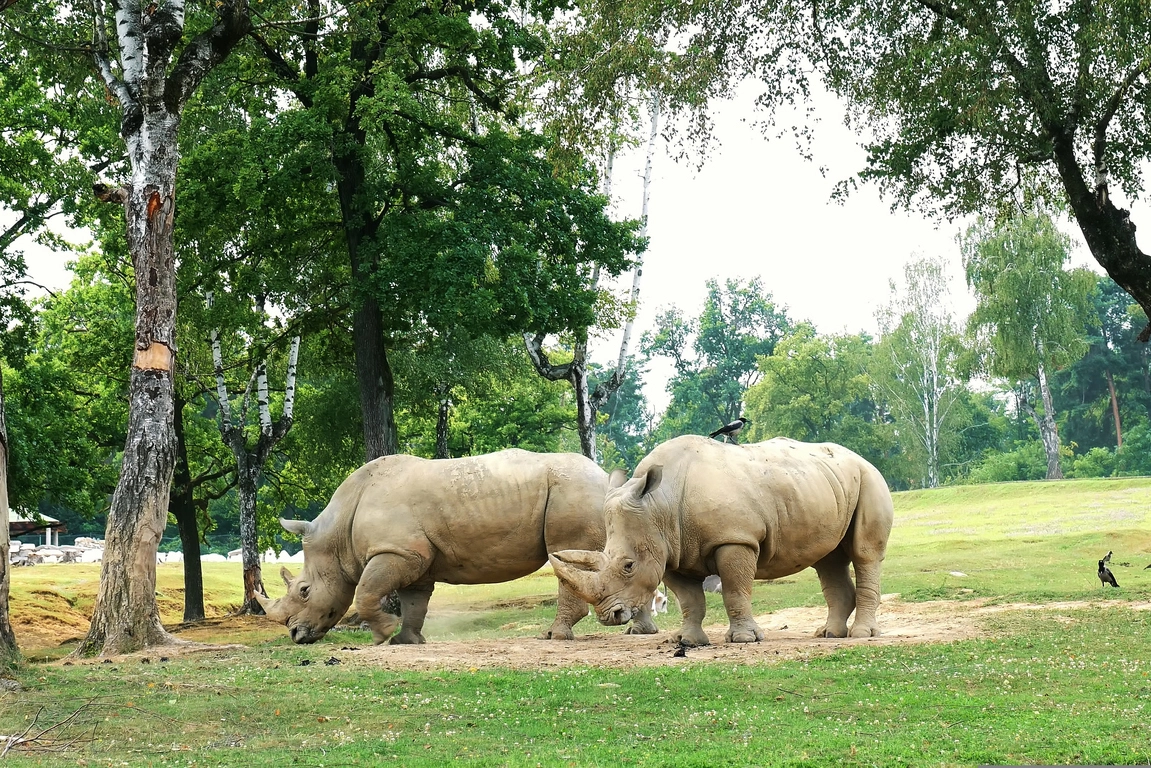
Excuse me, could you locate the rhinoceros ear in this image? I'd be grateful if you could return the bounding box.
[608,469,629,489]
[631,465,662,500]
[280,518,312,537]
[549,550,608,603]
[280,566,296,587]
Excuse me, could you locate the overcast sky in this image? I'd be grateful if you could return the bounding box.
[22,83,1113,413]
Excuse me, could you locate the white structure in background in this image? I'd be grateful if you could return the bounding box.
[9,509,64,546]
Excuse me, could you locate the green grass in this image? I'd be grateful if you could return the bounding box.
[3,608,1149,766]
[3,476,1151,764]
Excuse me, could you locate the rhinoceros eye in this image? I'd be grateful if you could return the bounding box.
[298,583,311,600]
[622,560,635,575]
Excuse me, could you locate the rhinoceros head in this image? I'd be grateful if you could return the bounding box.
[550,465,667,626]
[255,518,355,644]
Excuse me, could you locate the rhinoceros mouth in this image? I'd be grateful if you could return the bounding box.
[289,623,321,644]
[596,602,634,626]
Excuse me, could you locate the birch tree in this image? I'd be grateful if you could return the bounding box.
[524,92,662,461]
[0,0,258,655]
[963,213,1095,480]
[209,295,299,615]
[874,255,964,488]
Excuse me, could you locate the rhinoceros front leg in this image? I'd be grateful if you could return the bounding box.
[714,544,765,643]
[812,548,855,638]
[356,553,423,645]
[392,583,434,644]
[625,604,659,635]
[543,581,589,640]
[663,571,710,646]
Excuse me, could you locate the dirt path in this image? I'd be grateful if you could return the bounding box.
[339,596,1151,671]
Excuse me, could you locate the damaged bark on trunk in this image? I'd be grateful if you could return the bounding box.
[76,0,251,657]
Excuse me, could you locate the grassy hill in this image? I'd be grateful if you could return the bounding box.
[9,476,1151,656]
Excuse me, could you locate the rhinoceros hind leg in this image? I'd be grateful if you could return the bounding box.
[543,581,587,640]
[664,571,710,646]
[847,560,882,638]
[356,553,424,645]
[812,548,855,638]
[714,544,765,643]
[391,584,434,644]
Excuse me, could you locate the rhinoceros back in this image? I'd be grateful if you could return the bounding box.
[340,450,607,585]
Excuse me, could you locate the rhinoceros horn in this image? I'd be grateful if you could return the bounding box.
[280,518,312,536]
[549,550,609,603]
[254,591,286,621]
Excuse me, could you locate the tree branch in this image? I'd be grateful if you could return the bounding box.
[523,332,572,381]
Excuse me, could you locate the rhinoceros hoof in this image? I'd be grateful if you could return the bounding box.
[389,630,427,645]
[672,628,710,647]
[849,624,879,638]
[726,626,764,643]
[813,625,848,638]
[624,623,658,635]
[542,626,575,641]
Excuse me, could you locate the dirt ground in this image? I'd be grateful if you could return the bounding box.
[322,596,1151,671]
[61,596,1151,669]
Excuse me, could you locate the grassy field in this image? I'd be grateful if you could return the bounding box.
[2,477,1150,765]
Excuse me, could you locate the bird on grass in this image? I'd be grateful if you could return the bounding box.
[1102,550,1113,564]
[1098,559,1119,588]
[708,417,750,444]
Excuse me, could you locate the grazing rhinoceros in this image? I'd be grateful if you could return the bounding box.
[256,450,658,645]
[549,435,894,646]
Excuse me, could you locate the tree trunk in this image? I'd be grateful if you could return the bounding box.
[1023,365,1064,480]
[435,388,451,459]
[352,297,398,459]
[78,113,181,656]
[171,392,206,622]
[1105,368,1123,449]
[211,326,298,615]
[237,467,265,615]
[570,344,596,461]
[1051,136,1151,342]
[0,364,19,662]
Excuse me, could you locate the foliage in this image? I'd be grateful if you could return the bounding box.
[1053,276,1151,454]
[742,0,1151,325]
[744,323,911,485]
[644,276,791,438]
[964,440,1051,484]
[963,214,1095,381]
[1068,446,1117,479]
[873,254,966,487]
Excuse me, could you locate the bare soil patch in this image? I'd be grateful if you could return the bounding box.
[340,596,1151,671]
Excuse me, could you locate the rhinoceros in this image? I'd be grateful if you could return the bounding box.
[549,435,894,645]
[256,450,658,644]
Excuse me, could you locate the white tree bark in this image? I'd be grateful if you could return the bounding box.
[78,0,251,657]
[876,255,961,488]
[616,91,660,375]
[210,299,300,613]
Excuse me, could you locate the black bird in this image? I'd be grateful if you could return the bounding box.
[1098,560,1119,588]
[1102,550,1113,564]
[708,417,750,443]
[1144,563,1151,570]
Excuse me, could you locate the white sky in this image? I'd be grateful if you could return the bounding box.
[20,84,1116,413]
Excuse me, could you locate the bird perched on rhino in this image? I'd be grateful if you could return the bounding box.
[708,417,750,443]
[1098,559,1119,588]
